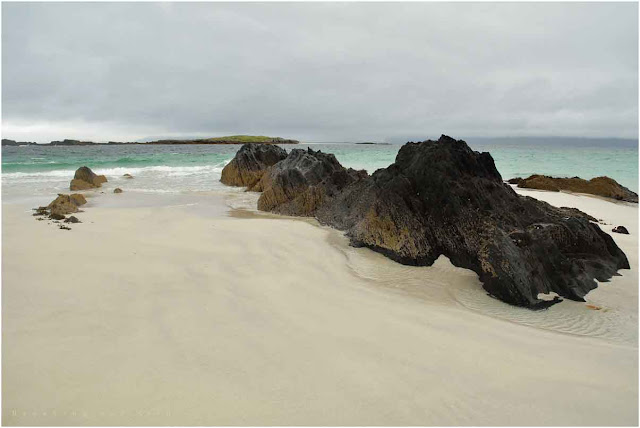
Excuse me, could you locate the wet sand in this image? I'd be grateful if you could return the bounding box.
[2,189,637,425]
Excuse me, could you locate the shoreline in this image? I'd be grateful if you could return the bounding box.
[2,184,637,425]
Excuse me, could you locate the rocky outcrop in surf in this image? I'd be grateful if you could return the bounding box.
[70,166,107,190]
[220,143,288,190]
[224,136,630,309]
[508,174,637,203]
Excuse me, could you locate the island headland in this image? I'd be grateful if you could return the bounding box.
[221,135,630,310]
[1,135,299,146]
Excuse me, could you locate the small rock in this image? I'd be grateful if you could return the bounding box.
[50,213,65,220]
[114,188,123,194]
[58,224,72,230]
[612,226,630,234]
[64,216,81,223]
[123,173,134,179]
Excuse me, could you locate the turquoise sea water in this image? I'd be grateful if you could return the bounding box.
[2,138,638,203]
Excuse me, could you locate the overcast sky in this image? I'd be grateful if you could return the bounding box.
[2,2,638,143]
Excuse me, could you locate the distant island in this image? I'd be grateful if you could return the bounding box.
[355,142,391,145]
[2,135,300,146]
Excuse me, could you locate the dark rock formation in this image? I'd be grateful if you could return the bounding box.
[123,173,134,179]
[231,135,630,309]
[70,166,107,190]
[508,174,637,203]
[64,216,81,223]
[220,143,288,190]
[256,148,367,215]
[612,226,629,235]
[114,188,123,194]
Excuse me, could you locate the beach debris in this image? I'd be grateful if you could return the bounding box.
[70,166,108,190]
[507,174,637,203]
[612,226,630,234]
[227,136,630,310]
[220,143,288,190]
[586,304,603,311]
[64,216,81,223]
[123,173,134,179]
[114,188,123,194]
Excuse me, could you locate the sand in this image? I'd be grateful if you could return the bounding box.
[2,188,638,426]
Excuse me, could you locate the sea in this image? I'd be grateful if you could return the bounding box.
[2,137,638,206]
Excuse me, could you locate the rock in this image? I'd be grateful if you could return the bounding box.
[612,226,629,234]
[58,224,72,230]
[512,174,637,203]
[114,188,123,194]
[256,148,367,215]
[232,135,630,310]
[69,193,87,206]
[123,173,134,179]
[50,213,65,221]
[64,216,81,223]
[70,166,107,190]
[220,143,288,190]
[507,177,524,185]
[47,193,85,217]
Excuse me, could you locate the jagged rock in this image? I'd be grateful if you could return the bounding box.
[220,143,288,190]
[64,216,81,223]
[510,174,637,203]
[256,148,368,215]
[233,135,630,309]
[612,226,629,234]
[123,173,134,179]
[70,166,107,190]
[114,188,123,194]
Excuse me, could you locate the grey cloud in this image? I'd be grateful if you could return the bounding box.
[2,2,638,143]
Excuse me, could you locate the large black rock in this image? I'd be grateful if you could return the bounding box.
[229,135,630,309]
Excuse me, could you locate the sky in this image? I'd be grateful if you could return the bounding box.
[2,2,638,143]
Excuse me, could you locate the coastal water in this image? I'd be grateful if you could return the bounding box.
[2,138,638,203]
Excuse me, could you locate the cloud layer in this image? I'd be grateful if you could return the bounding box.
[2,2,638,142]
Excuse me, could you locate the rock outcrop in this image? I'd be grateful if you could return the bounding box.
[220,143,288,190]
[228,135,630,309]
[70,166,107,190]
[114,188,123,194]
[508,174,637,203]
[256,148,367,215]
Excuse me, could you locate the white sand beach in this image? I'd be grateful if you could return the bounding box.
[2,188,638,426]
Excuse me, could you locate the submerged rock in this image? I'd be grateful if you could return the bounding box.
[229,135,630,309]
[509,174,637,203]
[123,173,134,179]
[114,188,123,194]
[70,166,107,190]
[612,226,629,235]
[220,143,288,190]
